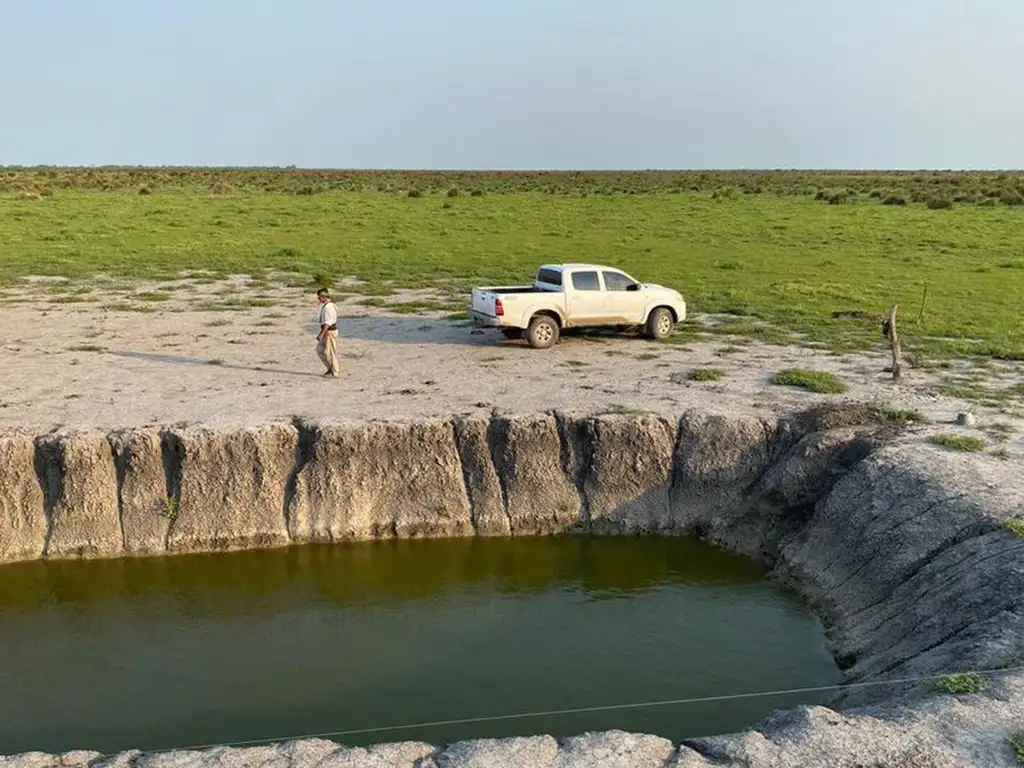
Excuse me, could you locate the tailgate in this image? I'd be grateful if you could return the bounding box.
[471,288,499,318]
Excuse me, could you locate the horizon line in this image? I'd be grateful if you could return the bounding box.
[3,165,1024,173]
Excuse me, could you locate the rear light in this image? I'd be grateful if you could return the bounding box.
[495,298,504,316]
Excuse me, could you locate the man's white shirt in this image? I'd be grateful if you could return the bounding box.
[318,302,338,328]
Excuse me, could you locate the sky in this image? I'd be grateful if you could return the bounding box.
[1,0,1022,169]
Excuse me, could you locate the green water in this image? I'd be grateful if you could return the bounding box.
[0,536,839,755]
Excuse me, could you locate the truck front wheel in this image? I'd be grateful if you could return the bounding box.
[526,315,559,349]
[644,307,674,340]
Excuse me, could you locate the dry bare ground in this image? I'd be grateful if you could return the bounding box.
[1,277,1021,459]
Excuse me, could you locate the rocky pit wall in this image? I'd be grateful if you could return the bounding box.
[1,404,1023,768]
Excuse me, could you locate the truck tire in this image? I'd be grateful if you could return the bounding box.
[500,328,522,340]
[526,315,559,349]
[644,307,674,340]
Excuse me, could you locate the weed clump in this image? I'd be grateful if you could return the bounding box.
[926,434,985,452]
[933,672,988,694]
[926,196,953,210]
[772,368,848,394]
[873,406,926,424]
[689,367,725,382]
[1005,519,1024,538]
[1009,730,1024,764]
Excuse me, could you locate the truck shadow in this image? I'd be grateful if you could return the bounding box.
[333,315,634,349]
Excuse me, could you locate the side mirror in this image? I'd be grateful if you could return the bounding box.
[626,282,639,292]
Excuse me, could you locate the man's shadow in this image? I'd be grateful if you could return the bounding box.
[108,351,326,378]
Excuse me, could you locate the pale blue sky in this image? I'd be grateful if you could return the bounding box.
[2,0,1022,169]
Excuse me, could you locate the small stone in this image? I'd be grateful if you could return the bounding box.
[956,412,977,427]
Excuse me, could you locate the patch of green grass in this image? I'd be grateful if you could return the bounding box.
[67,344,106,353]
[101,302,157,313]
[937,377,1024,405]
[926,433,986,452]
[933,672,988,694]
[135,291,171,302]
[873,406,926,424]
[191,296,274,312]
[1,181,1021,361]
[772,368,848,394]
[689,367,725,382]
[1005,519,1024,537]
[1009,731,1024,764]
[562,359,589,369]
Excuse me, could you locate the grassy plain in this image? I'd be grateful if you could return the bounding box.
[1,168,1022,365]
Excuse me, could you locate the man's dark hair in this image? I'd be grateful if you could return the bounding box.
[317,287,330,297]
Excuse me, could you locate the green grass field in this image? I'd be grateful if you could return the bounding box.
[1,169,1022,363]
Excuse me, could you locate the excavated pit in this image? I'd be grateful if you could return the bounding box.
[1,403,1023,768]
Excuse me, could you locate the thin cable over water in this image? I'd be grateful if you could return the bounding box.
[121,663,1024,757]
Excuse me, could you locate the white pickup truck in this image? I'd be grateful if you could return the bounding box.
[470,263,687,349]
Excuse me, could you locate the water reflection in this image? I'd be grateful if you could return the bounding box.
[0,535,768,615]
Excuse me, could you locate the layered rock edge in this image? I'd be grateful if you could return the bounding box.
[1,403,1022,768]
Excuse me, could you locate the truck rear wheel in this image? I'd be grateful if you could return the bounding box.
[526,315,559,349]
[644,307,674,340]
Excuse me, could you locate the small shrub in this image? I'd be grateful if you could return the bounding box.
[689,367,725,382]
[469,188,485,197]
[138,185,152,196]
[1005,519,1024,538]
[933,672,988,694]
[772,368,848,394]
[926,434,985,452]
[873,406,926,424]
[882,192,907,206]
[406,189,422,198]
[1009,730,1024,764]
[1000,190,1024,207]
[926,196,953,210]
[446,186,460,198]
[211,182,233,195]
[311,271,332,288]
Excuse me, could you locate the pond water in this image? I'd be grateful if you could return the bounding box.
[0,536,839,756]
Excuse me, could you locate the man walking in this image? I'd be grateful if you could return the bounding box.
[315,288,340,377]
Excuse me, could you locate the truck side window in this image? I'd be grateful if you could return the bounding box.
[571,271,600,291]
[602,271,633,291]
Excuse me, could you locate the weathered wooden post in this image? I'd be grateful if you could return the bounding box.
[882,303,902,380]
